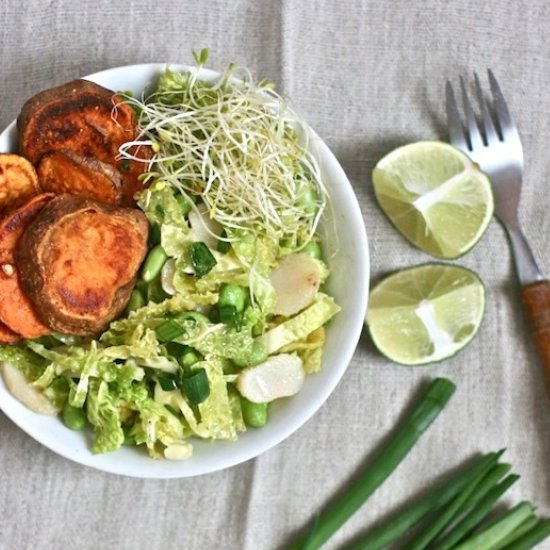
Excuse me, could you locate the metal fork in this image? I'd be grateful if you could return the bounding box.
[446,70,550,401]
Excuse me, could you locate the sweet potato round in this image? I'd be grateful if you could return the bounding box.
[16,195,149,335]
[0,321,22,345]
[0,154,41,216]
[18,79,151,206]
[37,150,122,205]
[0,193,54,339]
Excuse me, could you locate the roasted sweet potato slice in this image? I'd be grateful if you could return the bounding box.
[0,154,41,215]
[37,150,122,205]
[0,193,54,339]
[16,195,149,335]
[0,321,22,345]
[18,79,133,164]
[18,79,151,206]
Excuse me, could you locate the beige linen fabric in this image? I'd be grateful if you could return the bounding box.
[1,1,550,549]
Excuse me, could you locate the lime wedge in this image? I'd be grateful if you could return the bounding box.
[366,264,486,365]
[372,141,494,259]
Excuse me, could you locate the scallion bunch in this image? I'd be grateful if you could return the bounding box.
[290,378,550,550]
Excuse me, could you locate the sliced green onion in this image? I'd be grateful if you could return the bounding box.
[182,368,210,405]
[188,242,217,277]
[156,372,180,391]
[347,452,503,550]
[148,222,161,247]
[155,319,185,342]
[219,304,242,331]
[291,377,456,550]
[165,342,201,369]
[164,341,187,358]
[435,472,519,550]
[217,230,231,253]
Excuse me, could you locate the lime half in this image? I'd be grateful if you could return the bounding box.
[372,141,494,259]
[366,264,486,365]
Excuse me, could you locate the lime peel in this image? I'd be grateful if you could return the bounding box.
[372,141,494,259]
[366,263,486,366]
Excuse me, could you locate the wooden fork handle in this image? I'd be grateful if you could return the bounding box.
[520,280,550,400]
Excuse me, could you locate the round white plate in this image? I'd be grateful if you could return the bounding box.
[0,63,369,478]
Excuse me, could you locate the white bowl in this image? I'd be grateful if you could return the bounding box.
[0,64,369,478]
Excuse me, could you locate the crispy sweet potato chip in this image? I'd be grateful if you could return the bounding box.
[0,193,54,339]
[0,154,41,215]
[18,79,150,206]
[37,150,122,205]
[0,320,22,345]
[16,195,149,335]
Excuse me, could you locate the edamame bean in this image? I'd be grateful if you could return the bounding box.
[302,240,322,260]
[219,305,241,330]
[125,289,145,314]
[219,284,247,312]
[62,402,87,431]
[181,349,200,369]
[174,311,210,326]
[296,184,318,215]
[147,277,169,303]
[141,245,168,283]
[233,341,268,368]
[241,397,268,428]
[217,230,231,254]
[123,432,136,446]
[249,342,268,365]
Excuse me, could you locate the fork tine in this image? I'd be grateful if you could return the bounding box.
[460,76,484,151]
[445,81,468,151]
[488,69,520,142]
[474,72,498,145]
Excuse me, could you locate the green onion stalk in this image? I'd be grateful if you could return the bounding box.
[290,377,456,550]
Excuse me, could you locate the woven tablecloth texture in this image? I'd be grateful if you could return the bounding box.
[1,1,550,549]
